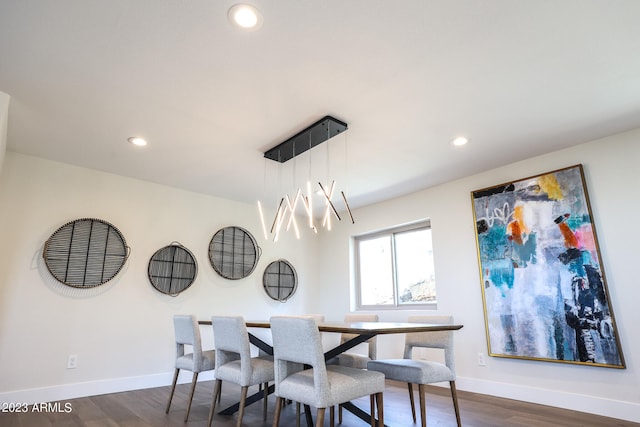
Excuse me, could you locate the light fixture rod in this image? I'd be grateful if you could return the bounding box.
[341,191,355,224]
[270,198,285,233]
[264,116,348,163]
[319,181,341,222]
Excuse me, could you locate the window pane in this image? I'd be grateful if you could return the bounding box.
[395,228,436,304]
[358,236,394,305]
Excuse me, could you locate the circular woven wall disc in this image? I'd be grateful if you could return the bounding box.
[148,243,197,296]
[209,226,260,280]
[43,218,129,288]
[263,259,297,302]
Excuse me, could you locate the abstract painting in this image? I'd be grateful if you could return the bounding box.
[471,165,624,367]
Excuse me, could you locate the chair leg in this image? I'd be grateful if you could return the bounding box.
[418,384,427,427]
[237,386,248,427]
[338,404,342,424]
[450,380,462,427]
[375,392,384,427]
[208,379,222,427]
[296,402,301,427]
[369,395,375,427]
[315,407,326,427]
[407,382,416,423]
[370,395,375,426]
[184,372,199,422]
[165,368,179,414]
[273,396,283,427]
[329,406,335,427]
[263,382,269,421]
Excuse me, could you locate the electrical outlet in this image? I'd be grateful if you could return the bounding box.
[67,354,78,369]
[477,352,486,366]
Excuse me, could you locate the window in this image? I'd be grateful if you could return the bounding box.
[354,221,436,309]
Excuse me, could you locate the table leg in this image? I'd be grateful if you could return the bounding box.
[219,384,275,415]
[304,404,313,426]
[340,401,388,427]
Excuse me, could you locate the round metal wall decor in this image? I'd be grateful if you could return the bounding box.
[209,226,260,280]
[148,242,197,296]
[43,218,129,288]
[263,259,297,302]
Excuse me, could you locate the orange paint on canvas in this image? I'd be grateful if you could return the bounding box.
[513,205,530,234]
[508,220,523,245]
[558,222,578,248]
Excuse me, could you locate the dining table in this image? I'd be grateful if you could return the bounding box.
[198,319,464,426]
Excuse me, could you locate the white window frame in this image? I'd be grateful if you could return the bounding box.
[353,220,437,310]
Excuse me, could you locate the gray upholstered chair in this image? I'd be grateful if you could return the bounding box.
[367,315,461,427]
[330,313,379,424]
[166,314,216,422]
[293,314,324,426]
[332,313,379,368]
[271,315,385,427]
[208,316,274,427]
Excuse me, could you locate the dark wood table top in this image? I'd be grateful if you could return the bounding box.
[199,319,463,334]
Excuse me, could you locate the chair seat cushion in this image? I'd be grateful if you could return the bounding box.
[176,350,216,372]
[216,356,274,386]
[367,359,454,384]
[278,365,385,408]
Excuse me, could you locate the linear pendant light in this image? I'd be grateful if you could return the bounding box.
[258,115,354,241]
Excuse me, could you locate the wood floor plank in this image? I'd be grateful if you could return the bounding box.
[1,379,637,427]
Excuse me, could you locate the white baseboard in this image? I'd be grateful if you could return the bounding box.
[455,376,640,424]
[0,371,215,406]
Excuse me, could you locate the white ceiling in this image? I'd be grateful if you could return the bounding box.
[2,1,640,212]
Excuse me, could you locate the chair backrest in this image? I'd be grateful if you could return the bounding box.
[404,315,455,374]
[211,316,253,382]
[173,314,204,369]
[271,316,329,399]
[342,314,378,359]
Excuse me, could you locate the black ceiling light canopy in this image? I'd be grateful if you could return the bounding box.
[264,115,348,163]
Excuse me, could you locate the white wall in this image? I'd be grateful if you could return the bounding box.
[0,92,9,174]
[316,128,640,422]
[0,152,320,402]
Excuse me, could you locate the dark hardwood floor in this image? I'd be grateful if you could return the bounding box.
[1,379,636,427]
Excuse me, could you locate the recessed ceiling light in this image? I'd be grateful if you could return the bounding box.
[128,137,147,147]
[228,4,263,30]
[452,136,469,147]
